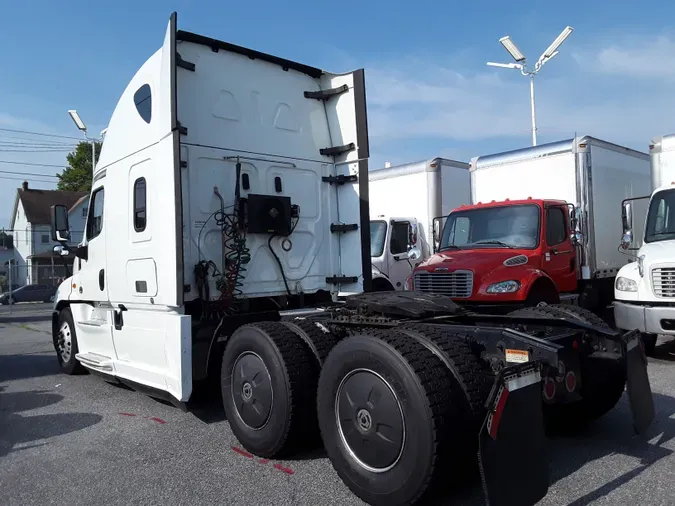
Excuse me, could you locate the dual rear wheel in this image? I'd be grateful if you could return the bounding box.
[220,320,490,505]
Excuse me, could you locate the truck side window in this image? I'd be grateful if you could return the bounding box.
[134,178,147,232]
[134,84,152,124]
[390,221,410,255]
[546,207,566,246]
[86,187,105,241]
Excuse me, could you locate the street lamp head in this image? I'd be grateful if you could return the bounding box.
[486,61,523,70]
[539,26,573,62]
[499,35,526,63]
[67,109,87,132]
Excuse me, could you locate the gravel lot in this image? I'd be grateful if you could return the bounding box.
[1,319,674,506]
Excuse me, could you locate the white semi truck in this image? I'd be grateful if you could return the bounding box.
[615,133,675,355]
[48,12,654,506]
[369,158,470,290]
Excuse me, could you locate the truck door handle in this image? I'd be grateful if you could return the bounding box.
[99,269,104,291]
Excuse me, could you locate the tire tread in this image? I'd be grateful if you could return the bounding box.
[228,321,318,457]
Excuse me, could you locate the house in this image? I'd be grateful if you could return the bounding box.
[9,181,88,286]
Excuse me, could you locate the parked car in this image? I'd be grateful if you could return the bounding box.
[0,284,57,304]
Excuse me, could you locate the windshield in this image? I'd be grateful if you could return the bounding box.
[645,189,675,243]
[370,220,387,257]
[440,204,540,250]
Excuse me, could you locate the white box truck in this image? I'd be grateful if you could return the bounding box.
[615,133,675,354]
[411,136,651,315]
[369,158,470,290]
[46,14,655,506]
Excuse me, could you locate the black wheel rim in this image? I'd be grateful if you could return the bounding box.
[231,351,273,430]
[335,368,405,472]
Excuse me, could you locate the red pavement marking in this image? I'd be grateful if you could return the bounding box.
[119,412,137,417]
[273,463,295,475]
[232,446,253,458]
[149,417,166,424]
[231,447,295,475]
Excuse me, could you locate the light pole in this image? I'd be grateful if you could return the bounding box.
[487,26,574,146]
[68,109,97,171]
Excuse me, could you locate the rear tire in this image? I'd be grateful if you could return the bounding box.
[55,307,85,375]
[221,322,318,458]
[508,305,626,432]
[317,330,458,506]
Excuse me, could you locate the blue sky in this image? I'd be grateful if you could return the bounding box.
[0,0,672,229]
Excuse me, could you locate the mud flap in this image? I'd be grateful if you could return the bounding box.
[478,364,549,506]
[623,330,655,434]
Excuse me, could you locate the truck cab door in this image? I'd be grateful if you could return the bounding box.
[543,205,577,292]
[387,219,420,289]
[68,184,116,361]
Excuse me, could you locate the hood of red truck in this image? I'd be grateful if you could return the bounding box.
[415,248,532,274]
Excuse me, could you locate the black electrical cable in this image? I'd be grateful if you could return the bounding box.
[267,216,300,298]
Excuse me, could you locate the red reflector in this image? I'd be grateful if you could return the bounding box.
[565,371,576,393]
[543,377,556,401]
[488,387,510,439]
[572,340,578,349]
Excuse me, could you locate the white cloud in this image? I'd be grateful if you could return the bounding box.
[575,35,675,79]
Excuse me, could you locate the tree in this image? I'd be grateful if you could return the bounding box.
[0,231,13,249]
[56,140,102,192]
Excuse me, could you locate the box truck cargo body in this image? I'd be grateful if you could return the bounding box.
[411,136,651,314]
[368,158,470,290]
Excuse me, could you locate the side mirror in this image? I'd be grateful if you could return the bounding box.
[50,205,70,243]
[53,245,70,257]
[407,247,422,261]
[620,231,633,250]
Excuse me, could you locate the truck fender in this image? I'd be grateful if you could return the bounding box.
[522,271,560,304]
[371,272,395,291]
[199,310,282,382]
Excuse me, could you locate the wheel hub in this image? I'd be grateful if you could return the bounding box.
[356,409,372,432]
[242,382,253,400]
[231,352,273,430]
[335,369,405,473]
[57,322,72,363]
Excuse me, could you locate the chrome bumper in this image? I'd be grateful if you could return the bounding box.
[614,301,675,335]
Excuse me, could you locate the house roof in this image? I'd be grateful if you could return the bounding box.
[11,184,88,227]
[69,195,90,213]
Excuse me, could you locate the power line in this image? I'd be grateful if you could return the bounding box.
[0,127,82,141]
[0,148,73,153]
[0,160,66,168]
[0,176,58,184]
[0,133,79,145]
[0,141,78,148]
[0,169,58,178]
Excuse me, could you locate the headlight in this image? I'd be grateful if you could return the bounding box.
[487,280,521,293]
[615,276,638,292]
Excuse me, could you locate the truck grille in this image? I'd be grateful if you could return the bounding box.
[414,270,473,298]
[652,267,675,298]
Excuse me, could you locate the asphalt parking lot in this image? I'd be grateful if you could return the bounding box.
[2,320,675,506]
